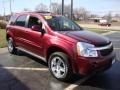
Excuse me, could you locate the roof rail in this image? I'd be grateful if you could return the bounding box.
[14,11,52,16]
[34,11,51,14]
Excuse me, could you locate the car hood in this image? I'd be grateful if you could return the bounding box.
[59,30,110,47]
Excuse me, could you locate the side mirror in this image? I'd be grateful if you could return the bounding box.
[31,25,45,34]
[31,25,41,31]
[10,22,15,26]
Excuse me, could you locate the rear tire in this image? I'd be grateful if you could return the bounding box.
[7,37,17,54]
[48,52,73,81]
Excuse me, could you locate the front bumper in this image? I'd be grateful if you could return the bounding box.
[75,52,116,75]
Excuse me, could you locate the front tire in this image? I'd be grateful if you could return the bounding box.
[7,37,17,54]
[48,52,73,81]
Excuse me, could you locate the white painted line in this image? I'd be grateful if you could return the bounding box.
[115,48,120,50]
[0,67,48,71]
[64,73,95,90]
[64,83,78,90]
[111,40,120,42]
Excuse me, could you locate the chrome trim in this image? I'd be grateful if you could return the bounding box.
[91,43,113,50]
[16,47,46,62]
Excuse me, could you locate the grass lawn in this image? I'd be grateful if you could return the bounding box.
[84,28,109,34]
[0,29,7,48]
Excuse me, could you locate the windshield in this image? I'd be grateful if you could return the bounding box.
[45,16,83,31]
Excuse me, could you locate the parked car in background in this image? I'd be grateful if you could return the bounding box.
[6,12,115,81]
[98,19,111,27]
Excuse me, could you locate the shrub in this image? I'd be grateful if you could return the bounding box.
[0,20,7,29]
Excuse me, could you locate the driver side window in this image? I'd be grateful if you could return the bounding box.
[28,16,42,30]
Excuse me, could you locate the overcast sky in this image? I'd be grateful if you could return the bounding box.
[0,0,120,16]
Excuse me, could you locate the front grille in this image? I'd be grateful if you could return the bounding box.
[99,45,113,56]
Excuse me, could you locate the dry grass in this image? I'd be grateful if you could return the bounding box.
[77,22,120,31]
[0,29,7,48]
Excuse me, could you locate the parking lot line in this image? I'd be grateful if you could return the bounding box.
[0,67,49,71]
[64,73,95,90]
[115,48,120,50]
[64,76,90,90]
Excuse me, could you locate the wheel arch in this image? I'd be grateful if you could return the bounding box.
[6,34,11,41]
[46,45,76,73]
[46,46,71,62]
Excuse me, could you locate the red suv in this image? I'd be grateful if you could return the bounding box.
[6,12,116,81]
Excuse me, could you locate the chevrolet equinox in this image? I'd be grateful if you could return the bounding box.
[6,12,116,81]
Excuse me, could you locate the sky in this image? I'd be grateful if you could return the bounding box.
[0,0,120,16]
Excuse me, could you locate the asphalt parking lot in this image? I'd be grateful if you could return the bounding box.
[0,32,120,90]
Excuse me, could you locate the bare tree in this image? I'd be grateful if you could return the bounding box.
[23,8,32,12]
[35,3,48,12]
[50,3,62,14]
[51,3,59,14]
[103,12,112,22]
[114,14,120,18]
[90,14,98,18]
[73,8,80,20]
[64,5,71,18]
[74,7,90,21]
[107,12,112,22]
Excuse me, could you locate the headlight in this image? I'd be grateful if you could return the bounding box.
[77,42,98,57]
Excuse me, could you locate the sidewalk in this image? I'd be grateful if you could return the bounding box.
[0,47,7,54]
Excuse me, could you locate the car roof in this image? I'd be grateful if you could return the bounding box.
[14,11,60,17]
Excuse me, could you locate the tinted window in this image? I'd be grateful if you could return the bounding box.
[46,16,83,31]
[8,15,18,25]
[28,16,42,29]
[16,15,27,27]
[45,16,59,30]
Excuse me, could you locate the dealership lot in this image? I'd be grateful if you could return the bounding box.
[0,32,120,90]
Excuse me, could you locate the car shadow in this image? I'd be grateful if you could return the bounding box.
[16,50,48,66]
[78,61,120,90]
[15,50,86,83]
[0,64,30,90]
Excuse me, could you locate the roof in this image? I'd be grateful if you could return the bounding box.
[14,11,51,16]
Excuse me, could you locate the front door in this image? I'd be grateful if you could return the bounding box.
[24,15,45,57]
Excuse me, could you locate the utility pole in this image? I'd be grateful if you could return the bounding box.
[10,0,12,14]
[62,0,64,15]
[50,0,51,12]
[2,0,6,20]
[71,0,73,20]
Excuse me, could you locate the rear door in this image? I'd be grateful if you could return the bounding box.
[6,15,18,40]
[13,15,28,48]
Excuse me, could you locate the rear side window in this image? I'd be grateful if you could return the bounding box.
[15,15,27,27]
[8,15,18,25]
